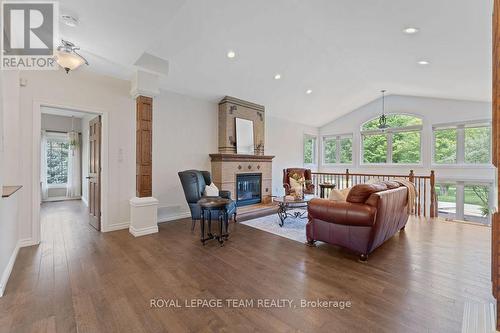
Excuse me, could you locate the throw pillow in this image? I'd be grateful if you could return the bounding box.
[328,189,346,201]
[340,187,352,197]
[204,182,219,197]
[289,177,304,193]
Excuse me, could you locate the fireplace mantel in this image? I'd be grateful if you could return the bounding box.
[209,154,275,162]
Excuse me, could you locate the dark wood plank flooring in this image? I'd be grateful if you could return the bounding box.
[0,200,494,332]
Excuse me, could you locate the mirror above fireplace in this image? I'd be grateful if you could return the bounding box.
[235,118,254,155]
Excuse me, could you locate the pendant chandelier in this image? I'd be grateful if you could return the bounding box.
[54,40,89,73]
[378,90,388,129]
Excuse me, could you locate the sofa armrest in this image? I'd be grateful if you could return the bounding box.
[307,198,377,227]
[219,190,231,199]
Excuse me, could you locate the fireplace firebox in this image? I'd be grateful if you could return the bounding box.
[236,173,262,206]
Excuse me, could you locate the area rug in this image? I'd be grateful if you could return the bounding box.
[240,210,307,243]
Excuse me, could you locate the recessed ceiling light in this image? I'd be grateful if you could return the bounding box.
[306,89,312,94]
[226,50,236,59]
[61,15,79,27]
[417,60,430,65]
[403,27,419,34]
[274,74,281,80]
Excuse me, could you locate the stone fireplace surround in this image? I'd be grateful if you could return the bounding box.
[210,96,275,205]
[210,153,274,205]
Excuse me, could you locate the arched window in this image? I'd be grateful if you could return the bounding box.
[361,114,423,164]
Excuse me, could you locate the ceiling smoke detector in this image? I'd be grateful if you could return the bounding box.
[61,15,79,27]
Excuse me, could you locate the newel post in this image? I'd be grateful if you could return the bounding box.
[345,169,350,188]
[409,170,415,183]
[429,170,437,218]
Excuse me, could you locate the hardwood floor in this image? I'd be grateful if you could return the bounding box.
[0,200,494,332]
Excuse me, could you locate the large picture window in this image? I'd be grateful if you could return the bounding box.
[433,122,491,165]
[361,114,422,164]
[303,135,317,165]
[47,138,69,185]
[322,135,353,164]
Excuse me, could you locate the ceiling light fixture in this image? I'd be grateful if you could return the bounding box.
[417,60,430,65]
[306,89,312,94]
[274,74,281,80]
[403,27,419,34]
[378,90,388,130]
[54,40,89,73]
[61,14,79,27]
[226,50,236,59]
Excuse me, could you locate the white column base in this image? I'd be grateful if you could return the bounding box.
[129,197,159,237]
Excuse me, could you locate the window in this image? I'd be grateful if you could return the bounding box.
[435,181,492,225]
[47,138,69,185]
[465,125,491,164]
[434,128,457,164]
[361,114,422,164]
[303,135,317,165]
[322,135,353,164]
[433,122,491,165]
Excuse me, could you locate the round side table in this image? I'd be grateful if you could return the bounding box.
[197,198,231,246]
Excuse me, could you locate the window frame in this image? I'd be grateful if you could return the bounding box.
[46,134,70,186]
[360,114,423,166]
[303,134,318,166]
[432,120,492,167]
[321,133,353,166]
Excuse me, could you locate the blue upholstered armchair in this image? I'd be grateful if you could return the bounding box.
[178,170,237,230]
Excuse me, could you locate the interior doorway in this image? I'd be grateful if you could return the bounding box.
[39,106,102,231]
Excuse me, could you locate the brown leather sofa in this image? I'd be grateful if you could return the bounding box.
[306,181,409,261]
[283,168,315,195]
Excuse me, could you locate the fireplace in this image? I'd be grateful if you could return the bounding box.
[236,173,262,206]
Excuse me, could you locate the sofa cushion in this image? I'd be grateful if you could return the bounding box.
[346,183,387,203]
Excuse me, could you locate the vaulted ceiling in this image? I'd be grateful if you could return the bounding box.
[58,0,492,127]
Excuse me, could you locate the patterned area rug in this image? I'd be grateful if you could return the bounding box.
[240,209,308,243]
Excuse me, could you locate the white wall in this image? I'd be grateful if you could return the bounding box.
[41,113,82,132]
[319,95,493,182]
[0,71,21,297]
[18,69,135,240]
[153,90,218,221]
[266,116,319,196]
[152,91,321,220]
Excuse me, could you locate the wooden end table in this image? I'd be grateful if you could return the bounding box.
[319,183,336,198]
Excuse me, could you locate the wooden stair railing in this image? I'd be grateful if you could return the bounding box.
[311,169,438,218]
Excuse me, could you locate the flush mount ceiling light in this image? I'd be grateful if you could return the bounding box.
[54,40,89,73]
[403,27,419,34]
[417,60,430,65]
[61,14,79,27]
[306,89,313,94]
[274,73,281,80]
[226,50,236,59]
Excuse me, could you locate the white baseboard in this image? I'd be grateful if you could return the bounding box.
[129,225,159,237]
[158,211,191,223]
[0,241,20,297]
[103,222,130,232]
[81,196,88,207]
